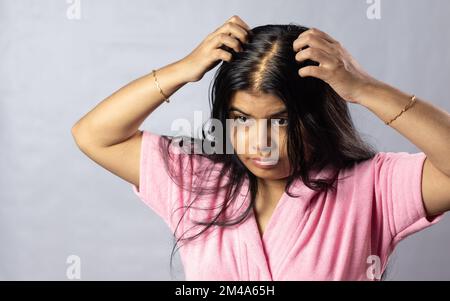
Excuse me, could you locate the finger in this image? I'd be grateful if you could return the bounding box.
[299,27,338,45]
[223,22,250,45]
[212,33,243,53]
[214,49,233,62]
[312,28,339,44]
[295,47,337,68]
[298,65,328,80]
[227,15,251,32]
[212,22,249,46]
[293,34,336,56]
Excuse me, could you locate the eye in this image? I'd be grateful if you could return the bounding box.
[271,118,288,126]
[234,115,253,125]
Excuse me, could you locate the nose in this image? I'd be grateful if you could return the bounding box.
[251,119,273,156]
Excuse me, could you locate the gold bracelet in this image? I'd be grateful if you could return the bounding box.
[151,69,170,103]
[385,94,417,126]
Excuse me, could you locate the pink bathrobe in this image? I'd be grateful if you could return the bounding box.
[132,130,445,280]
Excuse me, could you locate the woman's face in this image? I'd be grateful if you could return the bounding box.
[228,90,291,180]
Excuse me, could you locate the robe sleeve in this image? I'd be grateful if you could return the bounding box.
[131,130,205,230]
[373,151,445,247]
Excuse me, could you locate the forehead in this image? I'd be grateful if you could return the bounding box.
[229,91,286,116]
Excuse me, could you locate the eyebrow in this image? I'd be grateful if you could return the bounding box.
[229,106,288,118]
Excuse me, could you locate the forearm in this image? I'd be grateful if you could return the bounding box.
[72,58,191,148]
[357,81,450,176]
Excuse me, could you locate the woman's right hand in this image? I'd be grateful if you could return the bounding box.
[180,15,251,83]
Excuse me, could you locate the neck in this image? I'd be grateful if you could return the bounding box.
[257,177,287,194]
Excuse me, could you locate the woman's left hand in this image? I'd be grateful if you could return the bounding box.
[293,27,380,104]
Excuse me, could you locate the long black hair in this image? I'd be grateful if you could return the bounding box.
[157,23,384,280]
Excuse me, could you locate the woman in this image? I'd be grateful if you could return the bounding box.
[71,15,450,280]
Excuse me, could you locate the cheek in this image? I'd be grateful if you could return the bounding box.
[230,126,249,155]
[269,125,287,148]
[280,132,288,157]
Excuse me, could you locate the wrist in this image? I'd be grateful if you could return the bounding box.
[354,78,387,107]
[175,57,203,83]
[170,59,194,85]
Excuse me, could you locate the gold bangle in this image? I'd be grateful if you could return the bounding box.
[151,69,170,103]
[385,94,417,126]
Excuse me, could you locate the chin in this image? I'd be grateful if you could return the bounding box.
[252,171,283,180]
[244,160,289,179]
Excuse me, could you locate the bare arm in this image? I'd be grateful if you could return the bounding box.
[293,27,450,218]
[71,60,192,187]
[358,82,450,217]
[71,15,251,188]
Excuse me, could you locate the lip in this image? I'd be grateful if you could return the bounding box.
[250,158,279,169]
